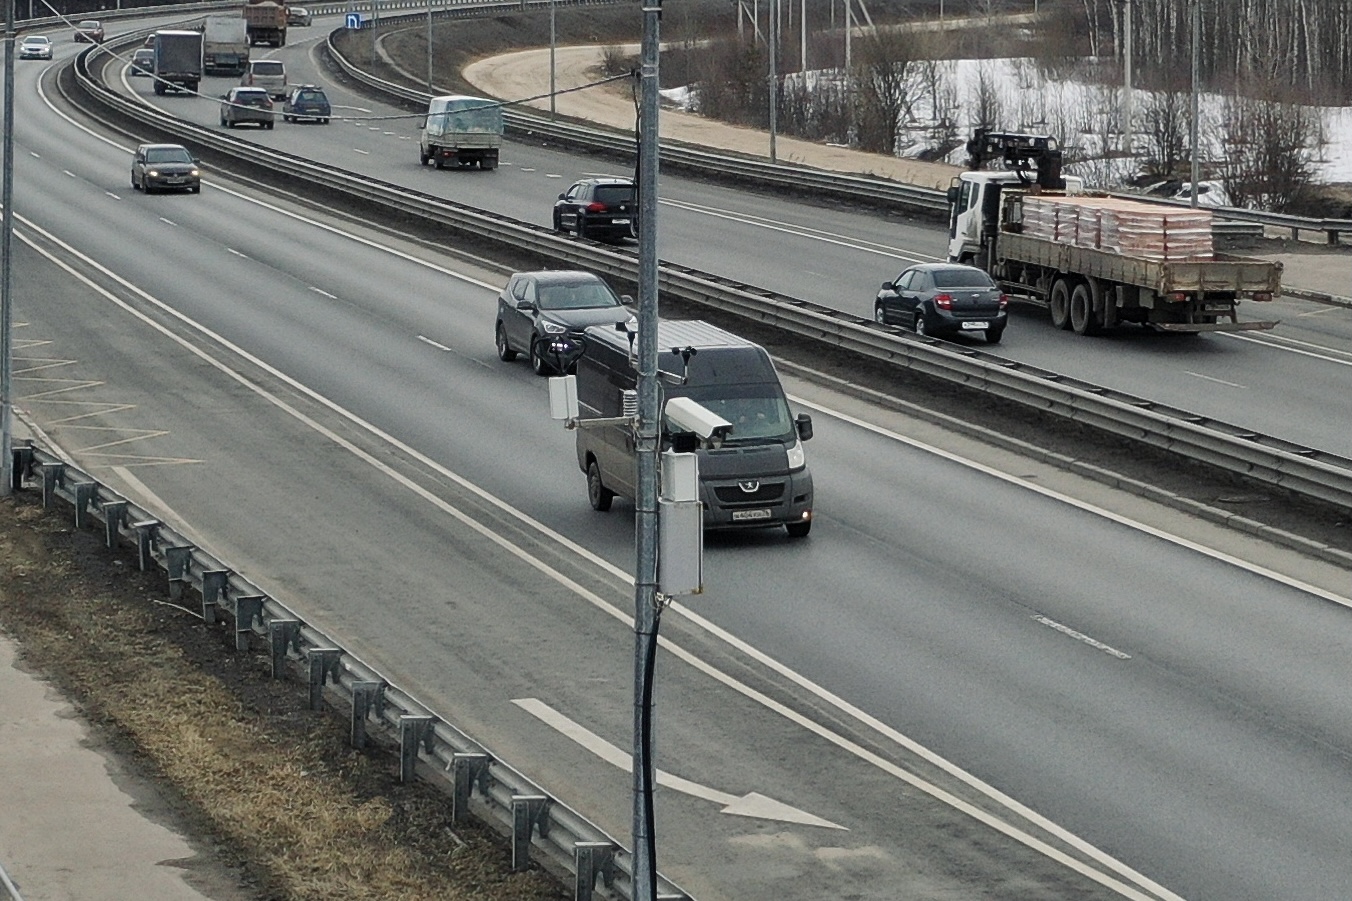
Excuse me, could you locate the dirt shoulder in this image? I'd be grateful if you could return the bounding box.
[0,489,566,901]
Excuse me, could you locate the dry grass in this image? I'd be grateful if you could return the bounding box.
[0,491,567,901]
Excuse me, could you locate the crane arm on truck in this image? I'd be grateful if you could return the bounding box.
[965,128,1066,190]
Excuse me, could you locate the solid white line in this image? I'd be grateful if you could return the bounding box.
[1032,615,1132,659]
[417,335,452,352]
[1225,329,1352,366]
[309,287,336,299]
[227,248,247,258]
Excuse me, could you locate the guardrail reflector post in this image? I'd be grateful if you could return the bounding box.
[398,715,434,783]
[574,841,616,901]
[233,595,266,651]
[72,482,96,529]
[307,648,342,710]
[131,520,160,571]
[350,680,385,749]
[450,752,491,824]
[101,500,127,549]
[41,462,64,508]
[10,444,33,490]
[164,545,194,600]
[510,794,550,872]
[200,570,228,625]
[268,619,301,679]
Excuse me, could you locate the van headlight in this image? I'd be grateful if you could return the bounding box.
[786,438,806,471]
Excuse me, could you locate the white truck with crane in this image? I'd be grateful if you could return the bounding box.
[946,130,1280,336]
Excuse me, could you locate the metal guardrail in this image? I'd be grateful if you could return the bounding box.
[71,32,1352,521]
[7,444,686,901]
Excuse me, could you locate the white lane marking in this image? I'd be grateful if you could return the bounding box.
[513,698,845,829]
[545,173,562,178]
[1032,616,1132,659]
[660,196,934,263]
[29,151,40,158]
[1223,330,1352,365]
[417,335,452,352]
[227,248,248,258]
[1183,370,1245,388]
[158,218,177,227]
[63,169,76,177]
[19,215,1188,901]
[353,148,370,155]
[309,287,336,299]
[105,192,120,200]
[520,167,536,172]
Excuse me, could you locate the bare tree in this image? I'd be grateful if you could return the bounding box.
[1218,76,1324,211]
[852,29,921,155]
[1138,79,1190,178]
[967,62,1005,134]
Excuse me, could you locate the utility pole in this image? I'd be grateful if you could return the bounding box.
[633,1,662,898]
[1189,0,1200,208]
[549,0,556,119]
[768,0,777,162]
[1121,0,1132,156]
[800,0,806,73]
[425,0,432,94]
[1,0,15,497]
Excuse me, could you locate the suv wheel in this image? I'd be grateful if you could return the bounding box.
[495,323,517,362]
[528,334,550,376]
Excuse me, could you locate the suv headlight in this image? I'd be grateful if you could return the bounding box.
[786,438,806,471]
[540,320,566,335]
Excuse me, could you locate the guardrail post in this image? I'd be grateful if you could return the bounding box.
[101,500,127,549]
[131,520,159,571]
[510,794,550,872]
[233,595,266,651]
[574,841,616,901]
[10,444,33,490]
[164,545,194,600]
[350,681,385,749]
[268,619,301,678]
[41,462,64,508]
[307,648,342,710]
[398,715,434,783]
[450,752,491,824]
[72,482,96,529]
[200,570,228,625]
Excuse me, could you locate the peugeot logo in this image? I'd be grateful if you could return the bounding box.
[738,480,761,493]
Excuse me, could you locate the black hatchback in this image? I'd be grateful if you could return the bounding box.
[553,177,636,241]
[874,263,1008,344]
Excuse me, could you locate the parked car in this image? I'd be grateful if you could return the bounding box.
[73,20,104,43]
[130,143,201,194]
[129,48,155,76]
[240,58,287,100]
[281,84,330,123]
[286,6,312,26]
[495,270,635,375]
[553,176,636,241]
[220,87,275,129]
[18,35,53,60]
[874,262,1008,344]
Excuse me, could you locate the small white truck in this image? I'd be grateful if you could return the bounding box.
[947,131,1281,336]
[418,95,503,170]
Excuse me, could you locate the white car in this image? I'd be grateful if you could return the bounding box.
[19,35,53,60]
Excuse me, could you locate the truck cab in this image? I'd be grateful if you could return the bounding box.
[947,171,1082,267]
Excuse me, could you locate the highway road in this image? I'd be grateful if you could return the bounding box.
[5,12,1352,901]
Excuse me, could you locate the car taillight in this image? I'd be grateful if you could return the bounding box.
[933,293,954,310]
[1251,291,1273,302]
[998,293,1009,308]
[585,202,608,213]
[1166,291,1188,303]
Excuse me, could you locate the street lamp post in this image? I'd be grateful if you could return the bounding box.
[1189,0,1200,208]
[549,0,556,119]
[425,0,432,94]
[1,0,15,497]
[768,0,777,161]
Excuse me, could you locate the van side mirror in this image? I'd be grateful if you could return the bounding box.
[795,413,813,441]
[946,185,959,205]
[619,294,634,306]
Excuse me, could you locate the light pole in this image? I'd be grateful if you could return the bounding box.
[549,0,556,119]
[768,0,777,161]
[1121,0,1132,156]
[1,0,15,497]
[425,0,432,94]
[633,1,662,898]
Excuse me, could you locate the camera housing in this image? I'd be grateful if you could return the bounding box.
[663,396,733,447]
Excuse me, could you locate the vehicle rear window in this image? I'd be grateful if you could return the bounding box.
[252,62,284,76]
[594,185,633,204]
[296,90,324,102]
[932,269,996,289]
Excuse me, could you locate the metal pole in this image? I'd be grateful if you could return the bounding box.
[425,0,432,94]
[1122,0,1132,155]
[843,0,852,144]
[549,0,556,119]
[633,2,662,899]
[800,0,806,73]
[1189,0,1200,208]
[768,0,777,162]
[1,0,16,497]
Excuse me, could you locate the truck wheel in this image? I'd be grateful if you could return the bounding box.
[434,156,445,170]
[1070,283,1101,336]
[495,323,517,362]
[482,156,497,171]
[785,520,812,538]
[419,149,429,165]
[1049,279,1072,330]
[587,460,614,512]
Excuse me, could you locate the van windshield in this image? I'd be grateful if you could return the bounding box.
[672,385,794,444]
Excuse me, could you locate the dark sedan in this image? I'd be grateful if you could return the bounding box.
[553,176,636,241]
[495,270,635,375]
[874,263,1008,344]
[130,143,201,194]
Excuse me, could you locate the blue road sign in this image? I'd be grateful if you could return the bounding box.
[345,12,363,29]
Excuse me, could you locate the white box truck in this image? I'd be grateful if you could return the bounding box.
[418,95,503,170]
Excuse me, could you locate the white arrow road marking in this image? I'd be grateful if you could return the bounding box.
[512,698,845,830]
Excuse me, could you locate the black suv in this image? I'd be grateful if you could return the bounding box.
[553,177,636,241]
[495,270,634,375]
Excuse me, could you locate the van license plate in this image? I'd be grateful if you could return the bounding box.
[731,509,772,522]
[612,218,630,226]
[961,321,989,330]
